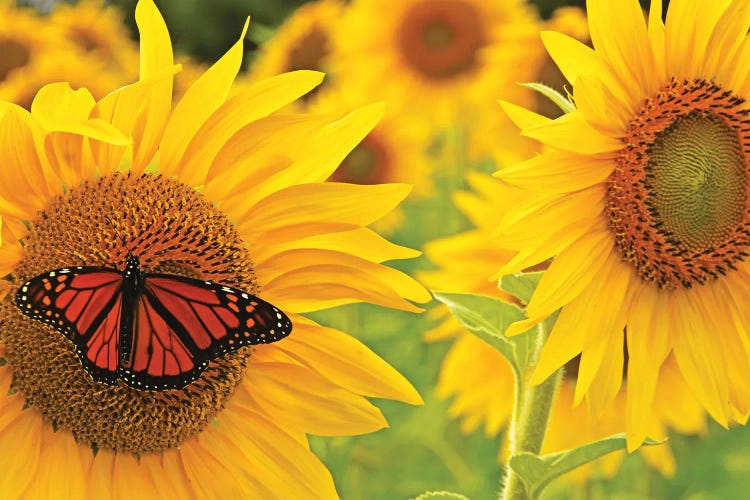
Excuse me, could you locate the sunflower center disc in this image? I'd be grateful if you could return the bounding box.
[332,133,391,184]
[607,78,750,288]
[0,38,31,81]
[398,0,485,79]
[1,173,257,454]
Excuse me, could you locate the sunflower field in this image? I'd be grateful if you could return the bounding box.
[2,0,750,498]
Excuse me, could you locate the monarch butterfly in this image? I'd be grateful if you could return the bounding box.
[14,255,293,390]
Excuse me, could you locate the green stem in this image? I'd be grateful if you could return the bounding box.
[500,323,563,500]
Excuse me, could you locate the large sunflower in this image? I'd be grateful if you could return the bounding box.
[421,172,706,480]
[331,0,542,126]
[496,0,750,450]
[0,1,428,497]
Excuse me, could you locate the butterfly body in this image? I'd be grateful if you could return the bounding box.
[15,256,292,390]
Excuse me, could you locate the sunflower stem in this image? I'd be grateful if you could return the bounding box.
[500,322,563,500]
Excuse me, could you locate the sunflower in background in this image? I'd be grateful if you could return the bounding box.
[497,0,750,451]
[420,171,707,483]
[249,0,343,102]
[468,6,589,167]
[0,0,429,496]
[47,0,139,78]
[331,0,543,132]
[0,1,135,108]
[305,85,434,233]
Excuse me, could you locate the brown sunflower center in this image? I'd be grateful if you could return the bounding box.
[607,78,750,289]
[1,173,257,454]
[69,27,106,54]
[0,37,31,81]
[331,133,391,184]
[287,25,330,72]
[398,0,485,79]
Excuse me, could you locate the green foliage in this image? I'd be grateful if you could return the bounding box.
[433,292,533,378]
[519,83,576,115]
[510,434,663,499]
[412,491,470,500]
[499,272,544,305]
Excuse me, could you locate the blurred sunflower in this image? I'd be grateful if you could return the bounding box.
[331,0,542,126]
[421,172,706,480]
[48,0,139,77]
[0,1,428,497]
[469,6,590,166]
[0,3,60,85]
[496,0,750,450]
[250,0,342,100]
[0,50,122,109]
[307,86,433,232]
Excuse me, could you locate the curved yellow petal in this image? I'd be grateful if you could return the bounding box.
[526,225,614,319]
[496,150,614,194]
[179,437,250,498]
[243,362,388,435]
[522,111,622,154]
[0,402,43,496]
[133,0,174,171]
[498,100,550,130]
[159,19,248,176]
[175,70,324,187]
[21,426,87,499]
[237,182,411,239]
[276,318,422,404]
[626,284,672,451]
[255,226,420,264]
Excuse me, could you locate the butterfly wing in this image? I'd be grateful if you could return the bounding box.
[119,274,292,390]
[15,267,124,385]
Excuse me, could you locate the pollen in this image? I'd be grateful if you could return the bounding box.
[607,78,750,289]
[1,172,259,454]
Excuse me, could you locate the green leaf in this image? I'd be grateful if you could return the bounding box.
[412,492,470,500]
[509,433,665,498]
[520,82,576,114]
[499,272,544,304]
[432,292,530,376]
[247,22,276,45]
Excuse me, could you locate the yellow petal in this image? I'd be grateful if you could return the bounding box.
[219,405,338,498]
[0,106,58,220]
[174,71,324,187]
[626,284,672,451]
[671,288,730,426]
[204,114,329,206]
[254,226,420,264]
[233,103,385,212]
[522,111,622,154]
[260,249,428,313]
[179,437,249,498]
[21,426,87,499]
[648,0,667,84]
[276,318,422,404]
[237,182,411,240]
[587,0,656,96]
[159,19,248,176]
[526,226,614,319]
[498,100,550,130]
[0,403,43,496]
[496,150,614,193]
[703,0,750,80]
[134,0,174,162]
[573,75,630,136]
[243,362,388,435]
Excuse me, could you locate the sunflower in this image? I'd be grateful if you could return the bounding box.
[249,0,343,100]
[0,0,429,496]
[0,2,63,84]
[421,172,706,480]
[331,0,542,127]
[306,85,434,232]
[496,0,750,451]
[47,0,139,78]
[0,50,122,109]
